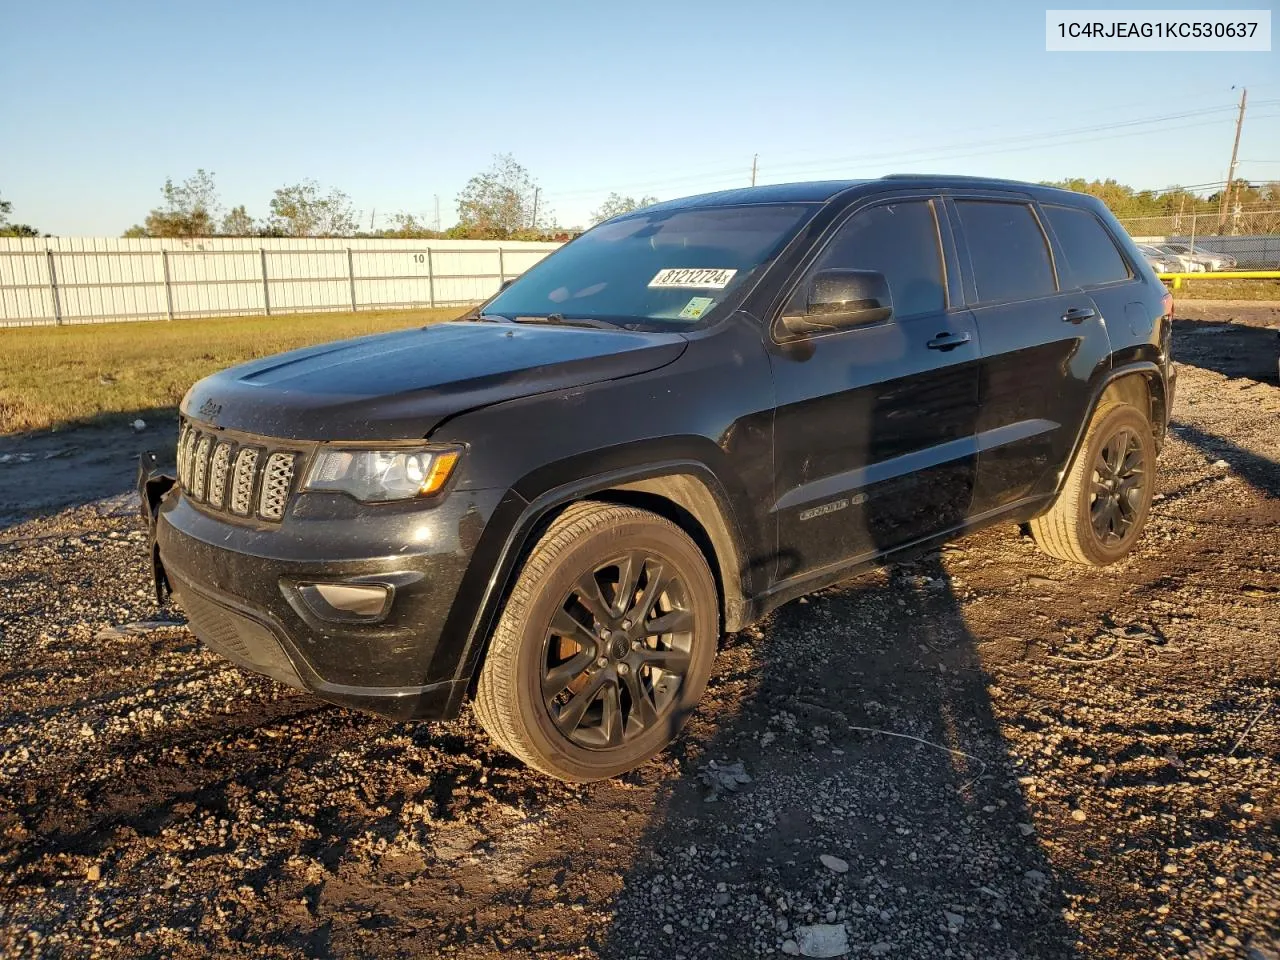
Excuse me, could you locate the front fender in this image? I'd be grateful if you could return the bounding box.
[427,454,754,696]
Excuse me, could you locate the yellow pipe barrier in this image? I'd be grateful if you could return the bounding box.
[1157,270,1280,290]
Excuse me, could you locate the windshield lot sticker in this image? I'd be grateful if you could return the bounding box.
[648,268,737,289]
[678,296,716,319]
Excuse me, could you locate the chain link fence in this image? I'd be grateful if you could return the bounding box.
[1116,203,1280,268]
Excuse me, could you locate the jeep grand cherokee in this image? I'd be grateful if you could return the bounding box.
[142,175,1176,781]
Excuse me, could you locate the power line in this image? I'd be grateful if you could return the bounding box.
[542,102,1278,204]
[780,114,1280,180]
[748,103,1275,182]
[556,87,1270,189]
[542,110,1280,207]
[760,103,1273,178]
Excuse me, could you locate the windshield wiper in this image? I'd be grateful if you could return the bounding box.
[514,313,617,330]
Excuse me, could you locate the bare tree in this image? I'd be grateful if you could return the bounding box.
[0,191,42,237]
[456,154,546,236]
[144,169,221,237]
[590,192,659,224]
[268,180,357,237]
[383,212,442,239]
[220,205,256,236]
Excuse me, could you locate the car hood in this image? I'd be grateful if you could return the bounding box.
[181,321,688,441]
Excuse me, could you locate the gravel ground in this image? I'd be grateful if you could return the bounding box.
[1,302,1277,959]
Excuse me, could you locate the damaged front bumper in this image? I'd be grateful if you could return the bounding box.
[135,452,505,721]
[137,451,175,606]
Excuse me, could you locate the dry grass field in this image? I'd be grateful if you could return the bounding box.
[0,307,462,435]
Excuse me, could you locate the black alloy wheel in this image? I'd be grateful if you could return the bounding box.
[473,501,719,782]
[541,552,694,749]
[1090,425,1146,545]
[1029,399,1158,566]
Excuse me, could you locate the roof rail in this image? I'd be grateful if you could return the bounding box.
[882,173,1046,188]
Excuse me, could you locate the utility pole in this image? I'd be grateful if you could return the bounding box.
[530,187,540,230]
[750,153,758,187]
[433,194,441,232]
[1218,87,1247,231]
[369,208,376,232]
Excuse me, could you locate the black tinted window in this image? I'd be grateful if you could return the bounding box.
[1044,204,1131,286]
[809,201,945,317]
[955,201,1056,303]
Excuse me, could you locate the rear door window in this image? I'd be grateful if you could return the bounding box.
[954,200,1057,304]
[1043,204,1131,287]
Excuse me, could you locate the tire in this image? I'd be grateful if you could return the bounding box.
[473,501,719,782]
[1030,400,1157,566]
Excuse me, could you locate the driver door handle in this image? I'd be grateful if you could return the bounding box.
[1062,306,1096,324]
[926,331,972,351]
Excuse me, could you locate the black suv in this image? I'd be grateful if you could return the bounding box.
[145,175,1175,781]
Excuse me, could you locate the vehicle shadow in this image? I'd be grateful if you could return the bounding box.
[599,549,1080,959]
[1168,419,1279,498]
[0,407,177,536]
[1172,317,1278,385]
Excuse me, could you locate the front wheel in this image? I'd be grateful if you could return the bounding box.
[473,501,719,782]
[1030,400,1157,566]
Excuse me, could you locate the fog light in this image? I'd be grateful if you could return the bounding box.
[298,582,390,621]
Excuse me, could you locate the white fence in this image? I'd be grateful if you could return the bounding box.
[0,237,563,328]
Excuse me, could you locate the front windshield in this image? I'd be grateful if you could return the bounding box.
[483,203,814,327]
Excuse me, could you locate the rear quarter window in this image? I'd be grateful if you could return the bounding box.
[1043,204,1132,287]
[954,200,1057,304]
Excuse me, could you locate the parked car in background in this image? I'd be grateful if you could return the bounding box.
[1161,243,1236,272]
[1156,245,1207,272]
[141,175,1176,781]
[1136,244,1181,273]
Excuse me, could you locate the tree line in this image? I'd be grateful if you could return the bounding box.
[113,155,656,242]
[8,166,1275,241]
[1041,177,1280,221]
[0,194,41,237]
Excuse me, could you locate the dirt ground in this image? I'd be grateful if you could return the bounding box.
[1,301,1277,959]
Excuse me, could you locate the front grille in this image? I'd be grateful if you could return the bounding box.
[176,418,301,523]
[258,452,297,521]
[207,442,232,508]
[229,448,260,516]
[190,435,212,500]
[177,423,195,483]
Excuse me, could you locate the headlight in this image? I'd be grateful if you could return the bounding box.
[303,446,462,502]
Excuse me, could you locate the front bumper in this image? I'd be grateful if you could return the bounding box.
[154,484,508,721]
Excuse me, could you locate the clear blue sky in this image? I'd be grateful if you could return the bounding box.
[1,0,1276,235]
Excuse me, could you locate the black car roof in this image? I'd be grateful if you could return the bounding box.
[639,181,871,212]
[637,174,1092,214]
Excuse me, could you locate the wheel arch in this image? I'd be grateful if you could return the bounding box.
[1099,366,1168,449]
[590,473,748,631]
[451,461,752,700]
[1051,361,1168,502]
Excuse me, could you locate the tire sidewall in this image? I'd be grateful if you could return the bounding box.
[1073,404,1157,565]
[509,517,718,781]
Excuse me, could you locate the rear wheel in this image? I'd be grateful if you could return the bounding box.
[473,501,719,782]
[1030,401,1156,566]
